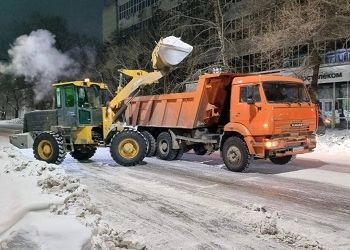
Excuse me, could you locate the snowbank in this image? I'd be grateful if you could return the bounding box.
[0,118,23,125]
[0,146,146,249]
[242,204,325,249]
[316,129,350,152]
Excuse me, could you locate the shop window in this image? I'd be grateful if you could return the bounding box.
[335,82,348,99]
[318,83,333,99]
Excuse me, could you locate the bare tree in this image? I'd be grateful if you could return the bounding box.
[161,0,235,70]
[251,0,350,101]
[0,74,32,118]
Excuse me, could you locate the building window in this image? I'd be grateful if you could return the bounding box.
[119,0,158,19]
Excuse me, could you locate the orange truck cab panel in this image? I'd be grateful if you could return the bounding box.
[225,75,317,158]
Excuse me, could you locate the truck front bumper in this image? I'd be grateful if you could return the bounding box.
[265,134,316,157]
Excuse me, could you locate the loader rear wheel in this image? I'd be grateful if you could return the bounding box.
[33,132,66,164]
[110,130,147,166]
[156,132,178,161]
[222,137,249,172]
[142,131,156,157]
[269,155,293,165]
[70,146,96,161]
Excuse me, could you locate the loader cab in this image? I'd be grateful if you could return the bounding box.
[53,80,108,127]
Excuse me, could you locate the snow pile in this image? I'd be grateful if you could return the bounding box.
[7,118,24,125]
[0,146,146,250]
[0,118,24,125]
[243,203,324,249]
[316,130,350,152]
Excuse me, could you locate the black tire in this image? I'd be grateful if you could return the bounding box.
[269,155,293,165]
[33,132,66,164]
[222,137,249,172]
[175,144,184,160]
[156,132,178,160]
[110,129,147,166]
[70,146,96,161]
[142,131,156,157]
[193,144,207,155]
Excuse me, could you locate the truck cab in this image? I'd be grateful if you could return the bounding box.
[225,75,317,163]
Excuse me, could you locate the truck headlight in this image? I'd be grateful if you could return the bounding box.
[265,140,279,148]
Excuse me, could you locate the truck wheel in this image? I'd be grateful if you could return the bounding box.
[269,155,293,165]
[175,144,185,160]
[222,137,249,172]
[193,144,207,155]
[70,146,96,161]
[110,130,147,166]
[33,132,66,164]
[156,132,178,160]
[142,131,156,157]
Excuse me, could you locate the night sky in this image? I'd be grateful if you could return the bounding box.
[0,0,105,59]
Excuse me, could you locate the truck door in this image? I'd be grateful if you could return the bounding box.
[232,84,266,134]
[77,87,92,126]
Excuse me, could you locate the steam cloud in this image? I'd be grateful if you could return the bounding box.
[0,29,80,101]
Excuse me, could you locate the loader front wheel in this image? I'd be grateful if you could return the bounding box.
[33,132,66,164]
[70,146,96,161]
[110,130,147,166]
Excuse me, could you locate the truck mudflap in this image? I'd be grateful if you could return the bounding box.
[9,133,34,149]
[265,134,316,157]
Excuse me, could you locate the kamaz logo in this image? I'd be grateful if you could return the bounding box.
[291,123,303,128]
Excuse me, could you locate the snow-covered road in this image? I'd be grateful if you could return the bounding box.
[1,127,350,250]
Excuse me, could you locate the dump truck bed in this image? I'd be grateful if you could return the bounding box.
[125,73,237,129]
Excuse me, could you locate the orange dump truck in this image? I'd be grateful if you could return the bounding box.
[125,73,317,172]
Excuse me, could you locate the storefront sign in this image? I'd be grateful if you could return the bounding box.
[278,63,350,84]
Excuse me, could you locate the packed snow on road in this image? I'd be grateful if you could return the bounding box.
[0,124,349,249]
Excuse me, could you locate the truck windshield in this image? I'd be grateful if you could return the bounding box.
[263,81,309,103]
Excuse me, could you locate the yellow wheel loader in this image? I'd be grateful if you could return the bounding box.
[10,37,193,166]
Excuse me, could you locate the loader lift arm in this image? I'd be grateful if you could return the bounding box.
[108,69,165,111]
[108,36,193,113]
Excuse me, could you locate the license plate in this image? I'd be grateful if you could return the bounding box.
[292,146,305,152]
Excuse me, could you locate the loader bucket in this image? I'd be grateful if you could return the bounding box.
[152,36,193,70]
